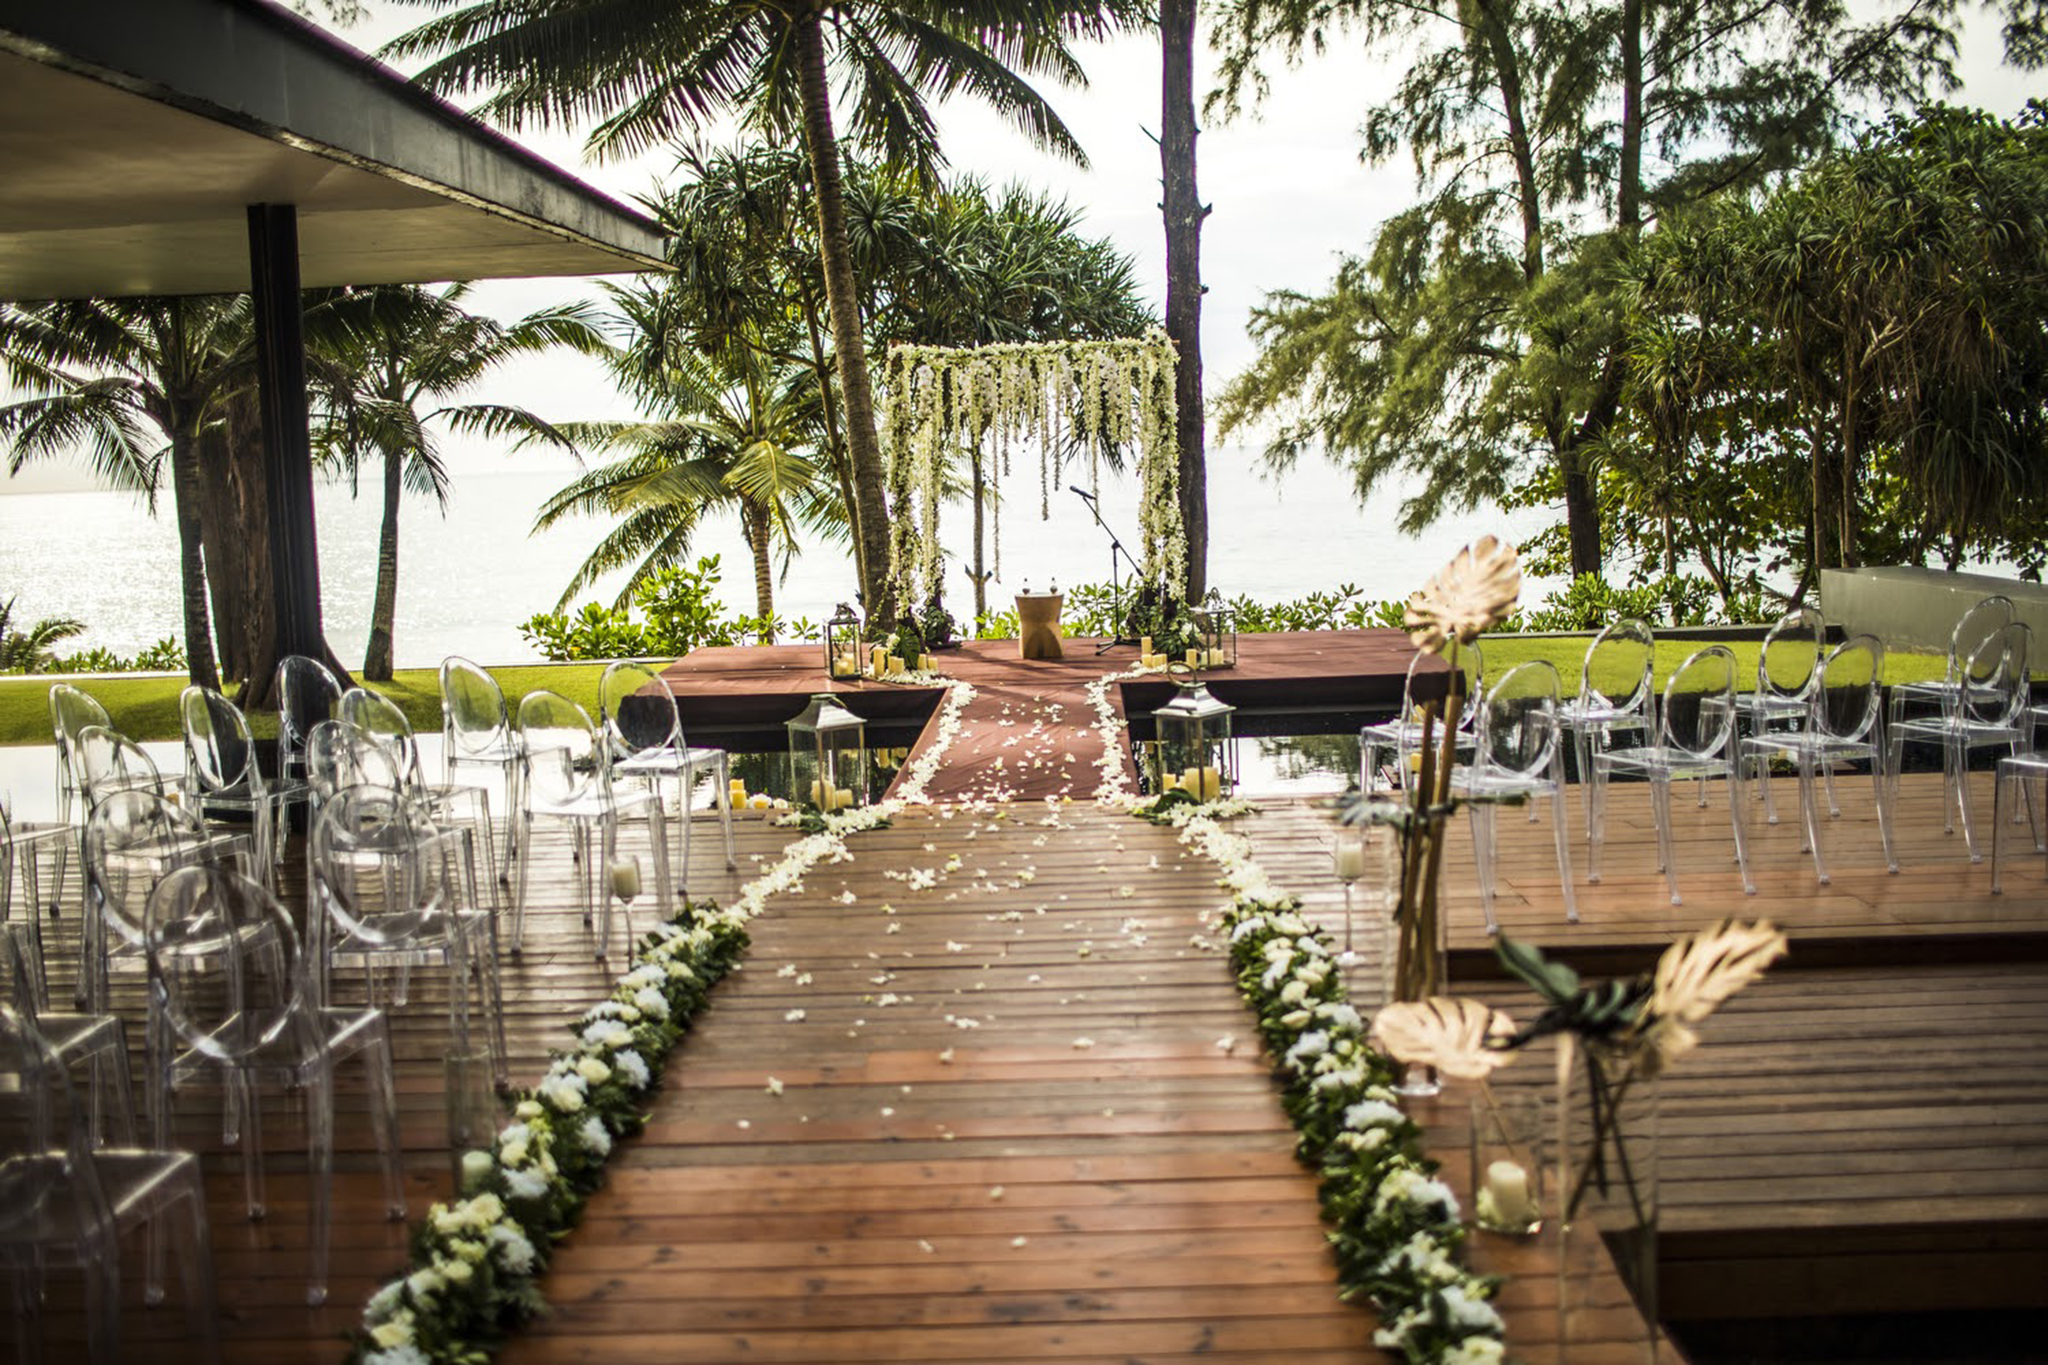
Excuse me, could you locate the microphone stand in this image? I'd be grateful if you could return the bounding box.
[1071,487,1143,654]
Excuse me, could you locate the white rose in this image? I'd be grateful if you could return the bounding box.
[369,1317,415,1349]
[500,1138,529,1168]
[405,1267,443,1299]
[459,1150,495,1187]
[441,1258,474,1285]
[575,1056,612,1086]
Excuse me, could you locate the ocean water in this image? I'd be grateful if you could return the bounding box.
[0,449,1553,668]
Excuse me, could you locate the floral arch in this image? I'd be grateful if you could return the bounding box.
[878,329,1186,616]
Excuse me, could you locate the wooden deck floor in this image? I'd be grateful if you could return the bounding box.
[17,759,2046,1361]
[1247,771,2048,1323]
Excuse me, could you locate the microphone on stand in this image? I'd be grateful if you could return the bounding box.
[1069,485,1097,502]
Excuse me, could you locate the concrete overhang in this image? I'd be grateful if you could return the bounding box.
[0,0,667,300]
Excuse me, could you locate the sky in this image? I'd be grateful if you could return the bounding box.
[3,2,2034,493]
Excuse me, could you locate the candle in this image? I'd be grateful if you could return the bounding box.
[609,857,641,900]
[1485,1159,1539,1229]
[870,644,886,675]
[728,777,747,800]
[1140,635,1152,655]
[886,656,905,675]
[748,793,773,811]
[833,788,856,810]
[1334,840,1367,881]
[1185,648,1201,667]
[809,778,826,806]
[920,653,933,672]
[1161,772,1181,791]
[1181,766,1221,801]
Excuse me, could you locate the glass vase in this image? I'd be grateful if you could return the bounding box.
[1384,805,1448,1097]
[1554,1035,1659,1363]
[1470,1087,1547,1237]
[445,1048,500,1181]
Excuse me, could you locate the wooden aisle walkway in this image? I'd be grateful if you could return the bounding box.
[500,803,1380,1364]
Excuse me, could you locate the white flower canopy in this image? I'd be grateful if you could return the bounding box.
[879,330,1187,616]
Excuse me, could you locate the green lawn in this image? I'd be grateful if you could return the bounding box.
[0,663,609,746]
[2,637,1962,747]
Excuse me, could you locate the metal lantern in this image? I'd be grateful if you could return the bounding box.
[1193,590,1238,669]
[1149,666,1237,801]
[787,693,869,811]
[824,603,864,680]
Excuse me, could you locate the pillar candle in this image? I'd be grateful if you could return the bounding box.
[1185,648,1201,667]
[886,656,905,675]
[833,788,856,810]
[1140,635,1152,655]
[1485,1160,1539,1228]
[870,644,886,675]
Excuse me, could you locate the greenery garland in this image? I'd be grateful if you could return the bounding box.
[879,331,1187,610]
[1167,805,1508,1365]
[349,902,748,1364]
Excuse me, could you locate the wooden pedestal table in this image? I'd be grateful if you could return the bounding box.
[1017,591,1064,660]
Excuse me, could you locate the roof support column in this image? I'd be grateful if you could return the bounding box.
[246,201,324,665]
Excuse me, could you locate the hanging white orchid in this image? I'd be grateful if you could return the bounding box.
[879,331,1187,613]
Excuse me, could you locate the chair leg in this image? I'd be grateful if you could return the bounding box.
[1469,805,1499,936]
[1550,784,1577,923]
[1651,777,1681,906]
[717,753,737,870]
[1954,736,1983,862]
[1872,753,1899,874]
[1587,758,1608,886]
[1796,751,1830,885]
[675,770,693,905]
[173,1164,222,1365]
[1727,761,1756,896]
[1993,763,2011,894]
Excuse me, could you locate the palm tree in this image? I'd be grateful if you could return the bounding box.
[0,296,251,689]
[536,295,843,637]
[385,0,1144,621]
[310,284,607,679]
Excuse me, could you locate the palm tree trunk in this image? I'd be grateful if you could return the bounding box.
[363,445,401,680]
[168,414,221,691]
[797,277,865,593]
[743,501,776,642]
[793,10,894,622]
[1162,0,1209,600]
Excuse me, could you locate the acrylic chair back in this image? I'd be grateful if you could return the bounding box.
[144,863,309,1074]
[276,655,344,779]
[1758,607,1825,708]
[179,687,267,800]
[599,661,685,761]
[0,1000,119,1255]
[1578,617,1655,716]
[76,723,165,812]
[51,683,114,814]
[1945,595,2016,685]
[309,783,451,957]
[304,719,405,807]
[1477,660,1563,778]
[1657,646,1740,761]
[440,656,515,759]
[83,790,229,957]
[517,690,608,808]
[1960,621,2032,730]
[339,687,427,784]
[1812,635,1886,744]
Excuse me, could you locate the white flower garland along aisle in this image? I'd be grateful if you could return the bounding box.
[1176,808,1508,1365]
[879,331,1188,613]
[351,681,979,1365]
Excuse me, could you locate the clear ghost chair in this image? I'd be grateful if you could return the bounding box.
[178,686,311,873]
[599,660,736,898]
[1887,594,2015,736]
[143,862,404,1308]
[514,689,674,959]
[1589,644,1757,907]
[1889,620,2032,863]
[439,656,525,883]
[0,923,137,1148]
[1739,634,1897,884]
[310,782,507,1092]
[1556,618,1656,820]
[275,654,345,786]
[50,684,119,830]
[75,724,167,812]
[79,789,254,1014]
[303,718,406,830]
[340,686,501,909]
[1448,660,1576,935]
[0,1003,219,1365]
[1358,644,1483,794]
[1,797,74,1008]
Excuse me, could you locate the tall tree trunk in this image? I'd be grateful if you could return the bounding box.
[969,441,989,620]
[798,287,865,592]
[1618,0,1644,233]
[220,390,276,695]
[1162,0,1209,600]
[195,421,249,678]
[167,409,221,691]
[793,12,894,621]
[743,500,776,641]
[362,444,402,680]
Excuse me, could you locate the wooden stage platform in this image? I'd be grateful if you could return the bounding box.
[656,630,1439,804]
